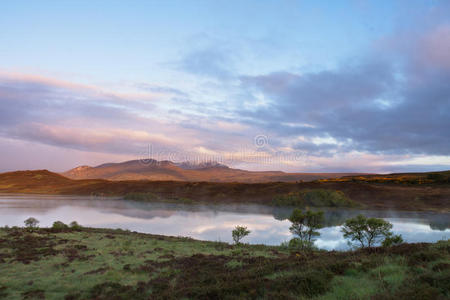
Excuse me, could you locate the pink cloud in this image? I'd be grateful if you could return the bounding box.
[420,24,450,69]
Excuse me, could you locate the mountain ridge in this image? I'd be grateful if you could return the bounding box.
[61,159,362,183]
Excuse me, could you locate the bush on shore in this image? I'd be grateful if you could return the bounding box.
[232,226,251,244]
[24,217,39,231]
[288,209,324,251]
[272,189,357,207]
[51,221,69,230]
[341,215,403,248]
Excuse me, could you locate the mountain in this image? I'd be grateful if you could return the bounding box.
[61,159,359,183]
[175,161,228,170]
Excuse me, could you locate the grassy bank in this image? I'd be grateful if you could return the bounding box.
[0,227,448,299]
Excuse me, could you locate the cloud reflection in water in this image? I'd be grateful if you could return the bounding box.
[0,195,448,250]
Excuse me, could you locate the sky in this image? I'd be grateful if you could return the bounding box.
[0,0,449,173]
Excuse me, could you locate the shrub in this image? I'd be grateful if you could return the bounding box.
[427,172,450,183]
[272,189,357,207]
[341,215,399,248]
[232,226,250,244]
[287,238,316,251]
[408,250,442,265]
[328,261,351,275]
[124,192,194,204]
[52,221,69,230]
[123,192,159,201]
[382,233,404,247]
[276,270,332,297]
[69,221,82,230]
[24,217,39,230]
[303,189,351,207]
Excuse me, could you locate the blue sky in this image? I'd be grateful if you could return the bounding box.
[0,0,449,172]
[1,1,401,77]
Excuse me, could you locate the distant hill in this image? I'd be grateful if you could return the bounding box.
[61,159,360,183]
[320,170,450,184]
[0,170,81,194]
[0,169,449,212]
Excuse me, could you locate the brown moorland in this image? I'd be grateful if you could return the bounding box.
[0,170,449,212]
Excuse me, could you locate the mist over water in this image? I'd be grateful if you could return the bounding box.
[0,194,448,250]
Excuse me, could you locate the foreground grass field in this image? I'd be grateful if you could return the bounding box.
[0,227,448,299]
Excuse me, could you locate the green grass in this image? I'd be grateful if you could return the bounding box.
[370,257,407,290]
[0,227,448,299]
[318,257,408,299]
[224,259,244,269]
[317,272,379,300]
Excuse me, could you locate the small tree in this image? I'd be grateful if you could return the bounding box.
[232,226,250,244]
[288,209,324,250]
[341,215,399,248]
[24,217,39,230]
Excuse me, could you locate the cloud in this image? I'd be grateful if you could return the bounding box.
[181,48,232,79]
[0,73,157,126]
[173,45,235,80]
[417,24,450,70]
[134,83,188,97]
[238,12,450,158]
[292,141,339,158]
[0,73,197,155]
[9,123,180,154]
[1,2,449,173]
[0,72,259,163]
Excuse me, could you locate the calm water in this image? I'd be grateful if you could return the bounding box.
[0,194,448,250]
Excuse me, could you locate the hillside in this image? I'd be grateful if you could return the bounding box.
[1,170,449,212]
[61,159,359,183]
[0,227,448,299]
